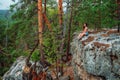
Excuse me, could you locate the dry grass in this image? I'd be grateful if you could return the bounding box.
[101,34,109,37]
[93,42,110,51]
[82,36,94,46]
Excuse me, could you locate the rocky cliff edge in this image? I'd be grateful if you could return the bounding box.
[71,29,120,80]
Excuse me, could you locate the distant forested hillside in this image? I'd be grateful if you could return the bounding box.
[0,10,11,20]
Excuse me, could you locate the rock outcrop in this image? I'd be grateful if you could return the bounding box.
[2,56,52,80]
[3,56,27,80]
[71,30,120,80]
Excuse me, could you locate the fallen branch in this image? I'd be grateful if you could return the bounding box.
[26,40,39,64]
[0,49,11,57]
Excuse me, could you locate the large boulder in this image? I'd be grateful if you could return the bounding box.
[2,56,32,80]
[2,56,52,80]
[71,30,120,80]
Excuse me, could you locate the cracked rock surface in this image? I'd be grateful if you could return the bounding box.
[2,56,52,80]
[71,30,120,80]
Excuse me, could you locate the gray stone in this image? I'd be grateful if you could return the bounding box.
[59,76,70,80]
[3,56,26,80]
[71,30,120,80]
[3,56,52,80]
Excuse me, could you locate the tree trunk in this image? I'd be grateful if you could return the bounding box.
[118,24,120,32]
[43,0,46,31]
[117,0,120,32]
[66,0,73,60]
[38,0,44,62]
[26,40,39,64]
[44,0,46,14]
[58,0,63,76]
[43,14,52,32]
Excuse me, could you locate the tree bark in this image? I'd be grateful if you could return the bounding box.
[43,14,52,32]
[44,0,46,15]
[38,0,44,62]
[66,0,73,60]
[43,0,46,31]
[117,0,120,32]
[58,0,64,76]
[26,40,39,64]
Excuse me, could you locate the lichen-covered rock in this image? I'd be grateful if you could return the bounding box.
[71,30,120,80]
[2,56,52,80]
[2,56,27,80]
[59,76,70,80]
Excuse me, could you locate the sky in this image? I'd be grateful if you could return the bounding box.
[0,0,17,10]
[0,0,66,11]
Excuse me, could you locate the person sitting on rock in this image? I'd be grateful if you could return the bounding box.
[78,23,88,40]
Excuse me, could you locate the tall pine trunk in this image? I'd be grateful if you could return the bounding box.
[44,0,46,14]
[58,0,63,76]
[43,0,46,31]
[38,0,44,62]
[66,0,73,60]
[117,0,120,32]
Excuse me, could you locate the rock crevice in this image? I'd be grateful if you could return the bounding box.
[71,30,120,80]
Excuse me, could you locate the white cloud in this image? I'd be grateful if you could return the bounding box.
[0,0,18,10]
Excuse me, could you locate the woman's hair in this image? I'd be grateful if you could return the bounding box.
[84,23,88,27]
[83,23,88,30]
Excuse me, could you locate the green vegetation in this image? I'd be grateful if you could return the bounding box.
[0,0,119,77]
[73,0,118,29]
